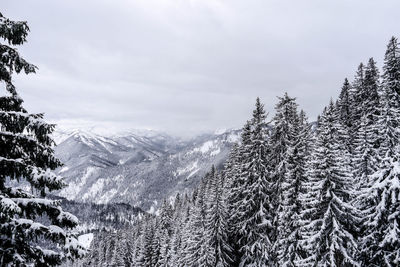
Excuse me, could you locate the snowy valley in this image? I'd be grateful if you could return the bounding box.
[53,128,240,211]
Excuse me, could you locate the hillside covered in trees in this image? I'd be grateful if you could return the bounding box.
[72,36,400,267]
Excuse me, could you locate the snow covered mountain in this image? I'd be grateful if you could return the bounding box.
[54,129,240,211]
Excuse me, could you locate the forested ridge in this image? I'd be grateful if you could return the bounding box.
[73,36,400,267]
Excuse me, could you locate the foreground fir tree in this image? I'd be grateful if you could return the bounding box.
[269,93,302,265]
[277,109,311,266]
[234,98,274,266]
[0,12,85,266]
[300,101,361,266]
[360,36,400,266]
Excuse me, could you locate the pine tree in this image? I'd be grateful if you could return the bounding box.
[138,215,155,266]
[0,12,85,266]
[169,224,182,265]
[268,93,301,265]
[180,204,194,266]
[169,194,184,265]
[379,36,400,156]
[109,233,125,267]
[103,233,116,267]
[235,98,273,266]
[184,187,213,267]
[222,143,239,188]
[363,58,381,121]
[132,220,144,265]
[159,199,173,233]
[151,218,162,266]
[206,171,233,267]
[277,109,311,266]
[159,228,172,266]
[359,36,400,266]
[336,78,354,154]
[351,63,366,126]
[351,58,382,189]
[270,93,299,195]
[226,120,252,264]
[300,101,361,266]
[123,230,134,266]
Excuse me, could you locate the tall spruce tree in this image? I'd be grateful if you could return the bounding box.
[269,93,299,198]
[159,228,172,266]
[234,98,273,266]
[352,58,382,190]
[138,215,155,266]
[158,199,173,266]
[179,204,193,266]
[226,120,252,264]
[300,101,361,266]
[360,36,400,266]
[351,63,366,126]
[268,93,300,265]
[0,12,85,266]
[336,78,354,155]
[169,194,184,265]
[185,204,212,266]
[206,171,233,267]
[277,109,311,266]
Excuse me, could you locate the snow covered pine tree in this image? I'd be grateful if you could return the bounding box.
[0,12,85,266]
[359,36,400,267]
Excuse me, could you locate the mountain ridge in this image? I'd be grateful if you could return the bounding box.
[54,128,241,211]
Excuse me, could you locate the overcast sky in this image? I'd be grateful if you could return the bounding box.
[3,0,400,136]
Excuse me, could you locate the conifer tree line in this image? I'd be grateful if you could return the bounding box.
[0,12,85,266]
[79,36,400,267]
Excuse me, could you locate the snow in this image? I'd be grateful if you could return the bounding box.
[148,206,156,214]
[16,218,33,225]
[78,233,94,249]
[82,177,105,201]
[214,128,227,135]
[51,130,71,145]
[187,168,200,178]
[1,197,21,213]
[30,167,64,187]
[49,225,64,235]
[98,188,117,204]
[210,147,221,156]
[82,175,119,204]
[227,132,240,143]
[176,161,199,176]
[13,197,56,207]
[30,222,44,231]
[57,211,79,225]
[194,141,215,154]
[61,167,97,200]
[59,166,69,173]
[112,175,123,183]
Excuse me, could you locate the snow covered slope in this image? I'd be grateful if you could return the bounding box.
[54,129,240,211]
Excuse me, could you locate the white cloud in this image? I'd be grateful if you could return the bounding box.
[3,0,400,136]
